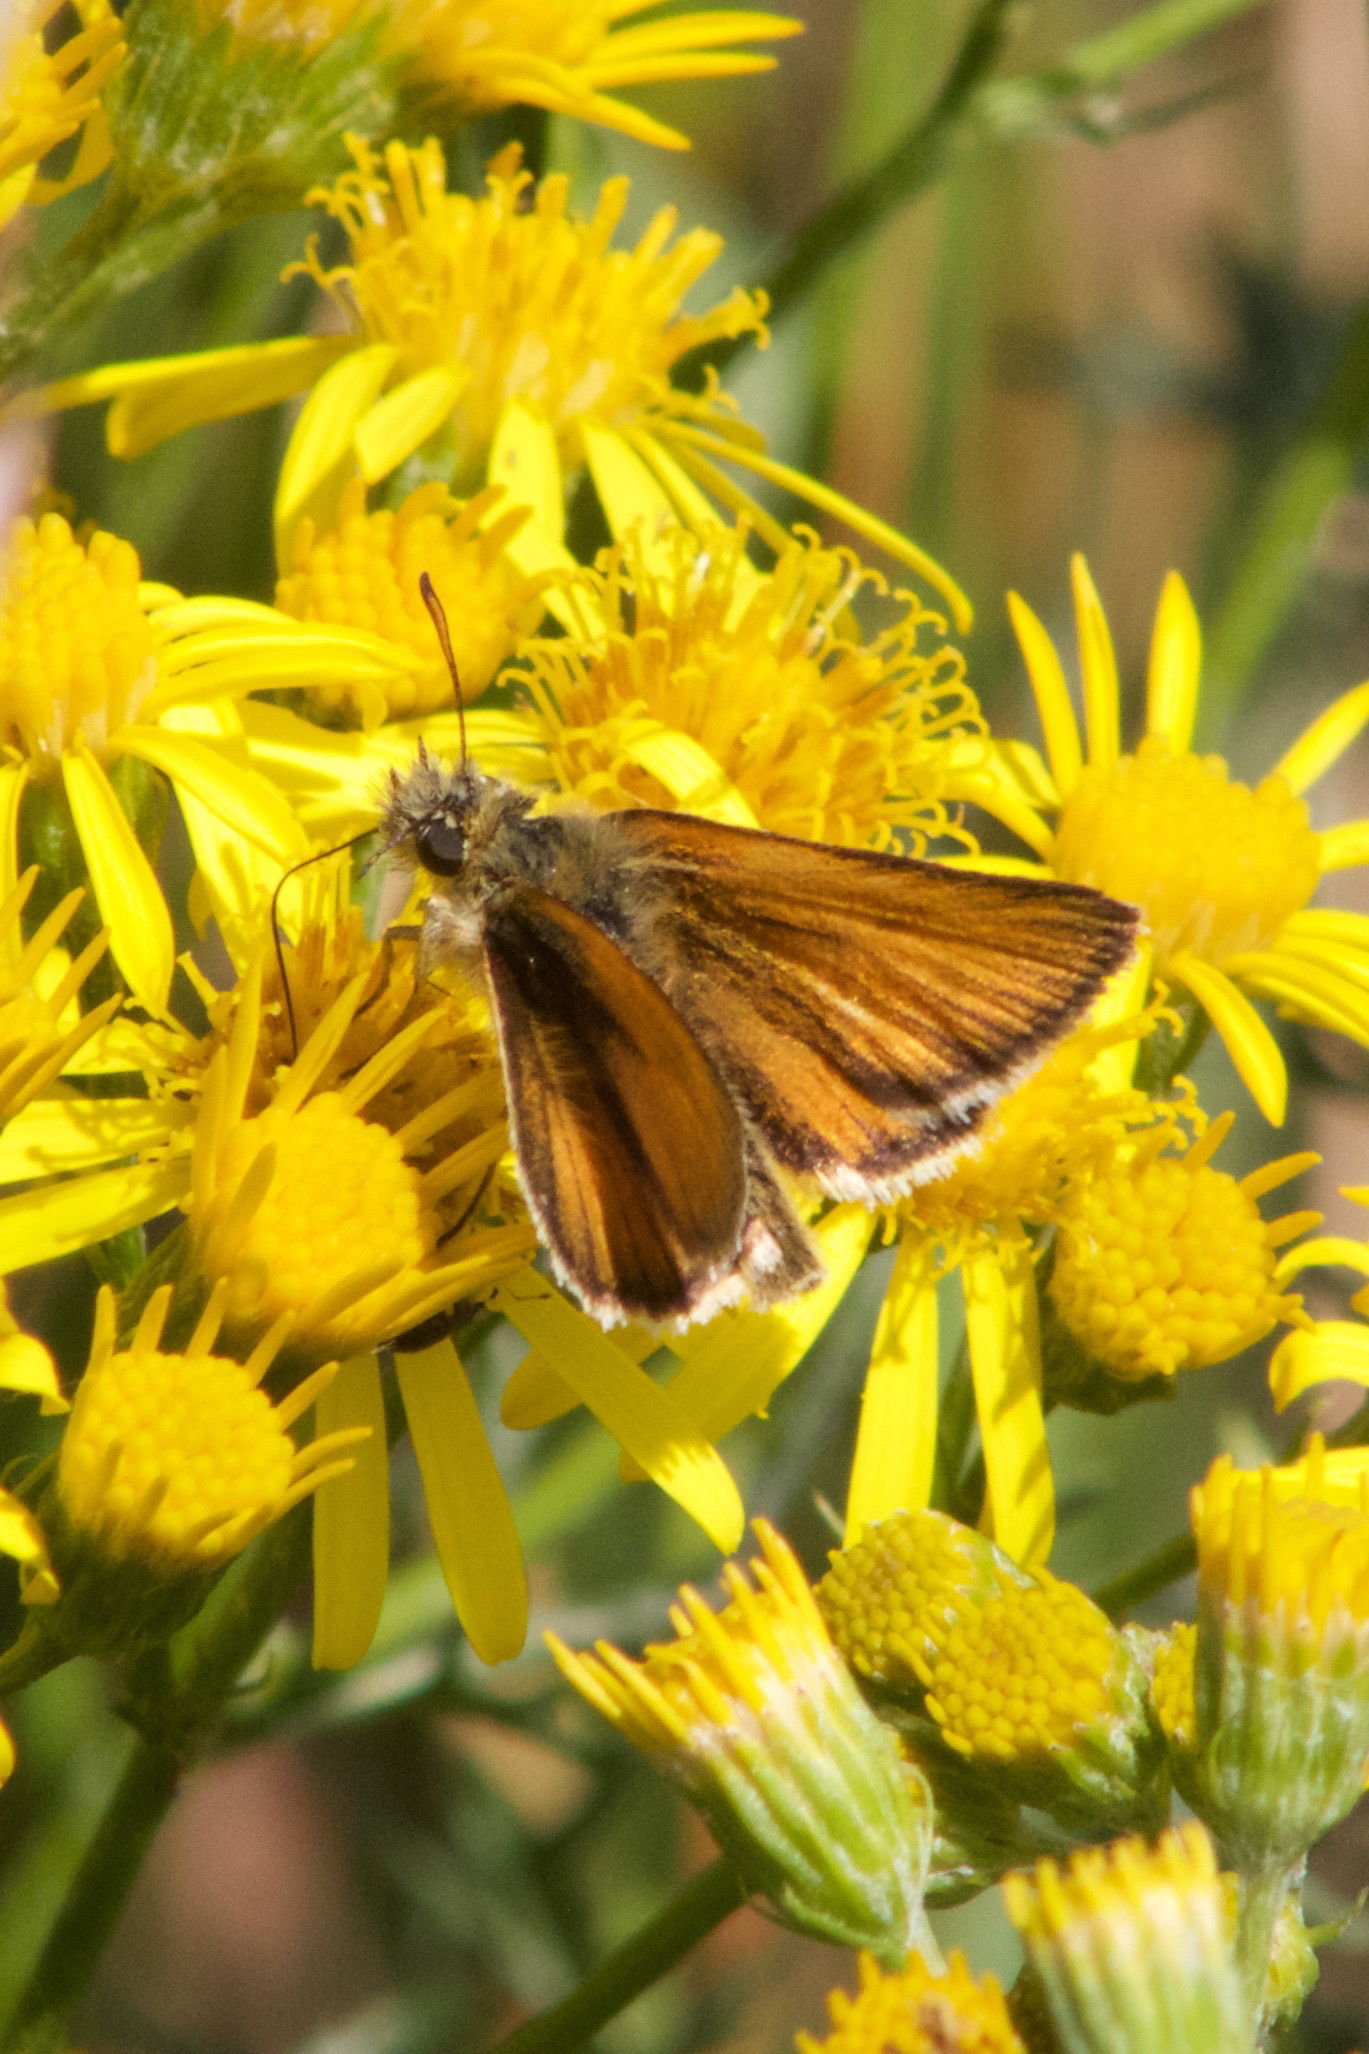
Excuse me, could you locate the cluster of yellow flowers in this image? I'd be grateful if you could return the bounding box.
[3,3,1369,2047]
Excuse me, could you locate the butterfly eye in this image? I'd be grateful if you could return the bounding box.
[417,820,466,877]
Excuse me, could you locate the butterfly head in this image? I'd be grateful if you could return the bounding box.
[380,739,490,882]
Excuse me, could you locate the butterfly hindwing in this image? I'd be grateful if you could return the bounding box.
[615,811,1138,1197]
[481,879,748,1324]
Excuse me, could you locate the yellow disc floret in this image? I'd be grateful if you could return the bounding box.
[277,479,546,723]
[1052,736,1320,967]
[797,1948,1025,2054]
[817,1509,1019,1696]
[1049,1119,1306,1380]
[204,1093,435,1346]
[57,1286,353,1575]
[0,514,159,766]
[924,1576,1116,1764]
[524,522,976,849]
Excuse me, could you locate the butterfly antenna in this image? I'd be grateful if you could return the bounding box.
[271,833,373,1060]
[419,572,467,768]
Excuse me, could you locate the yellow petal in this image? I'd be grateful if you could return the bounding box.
[120,725,303,864]
[657,1205,872,1458]
[0,1158,188,1274]
[0,760,29,904]
[355,366,467,484]
[582,420,687,575]
[61,744,174,1009]
[961,1239,1053,1568]
[1273,679,1369,797]
[20,336,352,457]
[844,1233,939,1544]
[0,1284,65,1412]
[1070,555,1120,772]
[395,1337,528,1665]
[622,725,758,827]
[490,1271,743,1553]
[666,421,973,634]
[1007,590,1082,797]
[310,1354,391,1671]
[158,701,308,946]
[1144,570,1202,755]
[501,1326,655,1430]
[1168,951,1287,1125]
[486,394,566,546]
[1319,820,1369,872]
[0,1490,47,1565]
[0,1093,189,1181]
[1269,1321,1369,1410]
[274,342,397,559]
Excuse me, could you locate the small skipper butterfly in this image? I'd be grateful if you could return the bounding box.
[375,577,1138,1329]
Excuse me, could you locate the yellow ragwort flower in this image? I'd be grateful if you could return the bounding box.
[277,479,549,725]
[56,1282,355,1579]
[196,0,800,150]
[960,557,1369,1124]
[1149,1619,1196,1754]
[36,141,968,628]
[1184,1439,1369,1866]
[1002,1824,1250,2054]
[0,0,123,226]
[1048,1111,1316,1381]
[522,518,978,847]
[0,510,425,1006]
[552,1520,936,1962]
[797,1948,1025,2054]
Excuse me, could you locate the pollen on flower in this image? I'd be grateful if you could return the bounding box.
[796,1948,1025,2054]
[1049,1117,1307,1380]
[277,480,546,723]
[57,1286,352,1575]
[923,1576,1117,1764]
[298,138,766,489]
[0,513,158,765]
[1052,735,1320,966]
[816,1509,1017,1697]
[522,522,977,848]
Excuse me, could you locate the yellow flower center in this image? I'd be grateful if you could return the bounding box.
[1051,735,1320,964]
[0,513,158,765]
[300,139,765,487]
[817,1509,1011,1696]
[1049,1151,1286,1379]
[207,1092,434,1347]
[923,1578,1115,1763]
[797,1949,1024,2054]
[277,480,545,722]
[59,1343,295,1571]
[524,524,976,848]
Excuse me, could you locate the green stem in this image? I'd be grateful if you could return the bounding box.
[1092,1531,1197,1618]
[2,1508,312,2050]
[982,0,1267,133]
[1233,1858,1299,2031]
[0,1618,68,1699]
[485,1859,747,2054]
[5,1735,178,2054]
[1204,294,1369,732]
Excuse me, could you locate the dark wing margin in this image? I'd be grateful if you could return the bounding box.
[481,880,748,1326]
[615,811,1139,1198]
